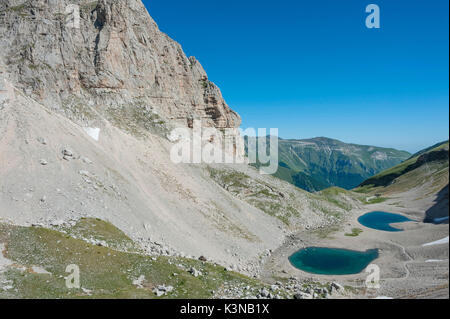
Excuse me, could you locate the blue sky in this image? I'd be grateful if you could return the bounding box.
[143,0,449,153]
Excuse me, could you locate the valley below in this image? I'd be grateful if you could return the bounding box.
[0,0,448,300]
[262,145,449,299]
[262,199,449,299]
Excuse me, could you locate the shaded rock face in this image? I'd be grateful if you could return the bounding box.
[0,0,240,130]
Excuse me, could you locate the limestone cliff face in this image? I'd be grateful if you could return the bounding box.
[0,1,363,273]
[0,0,240,130]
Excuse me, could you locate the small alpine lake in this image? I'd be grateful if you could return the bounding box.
[289,247,379,275]
[358,211,414,232]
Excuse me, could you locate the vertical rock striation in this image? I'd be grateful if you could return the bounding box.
[0,0,241,131]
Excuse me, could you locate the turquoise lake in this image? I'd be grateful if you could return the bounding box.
[289,247,379,275]
[358,211,413,232]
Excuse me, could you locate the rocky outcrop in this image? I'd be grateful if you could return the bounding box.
[0,0,354,278]
[0,0,285,274]
[0,0,240,130]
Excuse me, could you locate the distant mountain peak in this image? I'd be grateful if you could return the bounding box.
[247,136,411,191]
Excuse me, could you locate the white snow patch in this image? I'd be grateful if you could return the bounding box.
[2,285,13,291]
[375,296,394,299]
[82,287,93,295]
[84,127,100,141]
[425,259,445,263]
[133,275,146,288]
[31,266,52,275]
[423,236,449,247]
[0,244,14,272]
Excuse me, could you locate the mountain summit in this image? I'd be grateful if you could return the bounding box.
[247,136,411,191]
[0,0,448,300]
[0,0,349,274]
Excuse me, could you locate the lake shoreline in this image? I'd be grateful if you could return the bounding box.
[261,201,449,299]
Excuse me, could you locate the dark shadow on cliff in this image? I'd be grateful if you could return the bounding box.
[424,184,449,224]
[360,148,449,188]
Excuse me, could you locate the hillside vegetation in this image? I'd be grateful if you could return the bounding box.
[246,136,410,192]
[358,141,449,191]
[355,141,449,224]
[0,219,272,299]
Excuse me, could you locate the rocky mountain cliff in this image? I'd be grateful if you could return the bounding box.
[0,0,240,131]
[0,0,356,275]
[1,1,447,300]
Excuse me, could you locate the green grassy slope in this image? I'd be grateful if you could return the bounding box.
[273,164,329,192]
[358,141,449,190]
[0,219,272,299]
[408,140,449,160]
[245,136,410,192]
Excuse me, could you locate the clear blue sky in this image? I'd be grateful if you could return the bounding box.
[143,0,449,153]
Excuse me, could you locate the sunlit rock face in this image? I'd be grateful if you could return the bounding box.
[0,0,241,133]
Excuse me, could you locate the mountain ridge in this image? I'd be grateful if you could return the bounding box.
[0,0,448,300]
[246,135,411,192]
[0,0,357,276]
[358,140,449,190]
[0,0,240,132]
[356,141,449,224]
